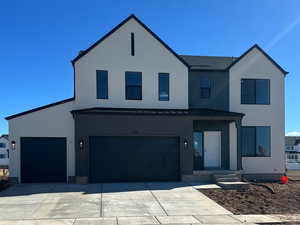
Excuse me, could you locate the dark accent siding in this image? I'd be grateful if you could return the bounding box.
[193,120,230,170]
[74,114,194,179]
[189,71,229,111]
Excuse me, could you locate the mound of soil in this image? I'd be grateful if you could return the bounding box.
[200,180,300,215]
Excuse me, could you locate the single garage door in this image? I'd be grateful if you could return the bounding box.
[89,136,180,182]
[21,137,67,183]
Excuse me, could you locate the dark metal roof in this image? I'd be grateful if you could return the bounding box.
[71,107,244,119]
[180,55,237,70]
[0,135,8,140]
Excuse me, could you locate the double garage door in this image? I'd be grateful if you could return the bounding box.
[89,136,180,182]
[21,136,179,183]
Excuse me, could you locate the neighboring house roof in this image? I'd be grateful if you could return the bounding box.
[71,107,244,119]
[5,98,75,120]
[286,151,300,154]
[180,55,237,70]
[285,136,300,146]
[0,135,8,140]
[71,14,189,68]
[227,44,288,75]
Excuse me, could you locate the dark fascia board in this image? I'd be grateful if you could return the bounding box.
[71,107,245,118]
[227,44,288,75]
[5,97,75,120]
[71,14,189,69]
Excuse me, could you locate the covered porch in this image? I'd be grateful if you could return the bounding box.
[188,110,244,182]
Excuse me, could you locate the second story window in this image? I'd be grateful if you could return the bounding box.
[241,79,270,104]
[200,78,211,98]
[125,72,142,100]
[159,73,169,101]
[96,70,108,99]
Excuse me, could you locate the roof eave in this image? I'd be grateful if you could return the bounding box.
[5,97,75,120]
[227,44,288,76]
[71,14,189,69]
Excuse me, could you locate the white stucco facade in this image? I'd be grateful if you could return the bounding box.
[8,101,75,182]
[229,122,238,170]
[229,47,285,174]
[7,16,189,182]
[74,18,189,110]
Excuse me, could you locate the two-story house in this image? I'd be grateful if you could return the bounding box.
[6,15,287,183]
[0,135,9,169]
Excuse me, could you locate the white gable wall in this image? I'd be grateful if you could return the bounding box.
[74,18,189,109]
[8,101,75,182]
[229,47,285,174]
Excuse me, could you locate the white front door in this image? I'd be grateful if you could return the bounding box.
[204,131,221,169]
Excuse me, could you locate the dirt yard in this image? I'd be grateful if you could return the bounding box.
[200,180,300,215]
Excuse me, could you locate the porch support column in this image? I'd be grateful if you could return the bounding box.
[235,119,243,170]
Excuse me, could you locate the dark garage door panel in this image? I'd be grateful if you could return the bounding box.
[21,137,67,183]
[89,136,180,182]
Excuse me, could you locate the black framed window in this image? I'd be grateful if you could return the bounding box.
[242,126,271,157]
[159,73,169,101]
[125,72,142,100]
[241,79,270,104]
[96,70,108,99]
[200,78,211,98]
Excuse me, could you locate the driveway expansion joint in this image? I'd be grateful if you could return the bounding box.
[144,182,169,216]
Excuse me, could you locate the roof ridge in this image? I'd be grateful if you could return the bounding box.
[180,54,238,58]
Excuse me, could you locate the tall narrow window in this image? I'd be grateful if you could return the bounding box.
[200,78,211,98]
[241,79,270,104]
[159,73,169,101]
[125,72,142,100]
[96,70,108,99]
[131,33,135,56]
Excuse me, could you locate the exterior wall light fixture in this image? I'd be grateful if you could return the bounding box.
[184,140,188,148]
[11,141,16,150]
[79,140,84,150]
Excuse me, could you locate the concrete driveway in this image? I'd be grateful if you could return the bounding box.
[0,182,232,224]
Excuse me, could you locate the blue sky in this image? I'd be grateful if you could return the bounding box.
[0,0,299,135]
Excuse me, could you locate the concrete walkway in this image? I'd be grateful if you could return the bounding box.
[0,182,288,224]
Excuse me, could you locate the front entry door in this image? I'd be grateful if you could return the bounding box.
[204,131,221,169]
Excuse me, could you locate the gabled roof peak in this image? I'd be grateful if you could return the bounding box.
[71,14,189,68]
[227,44,288,75]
